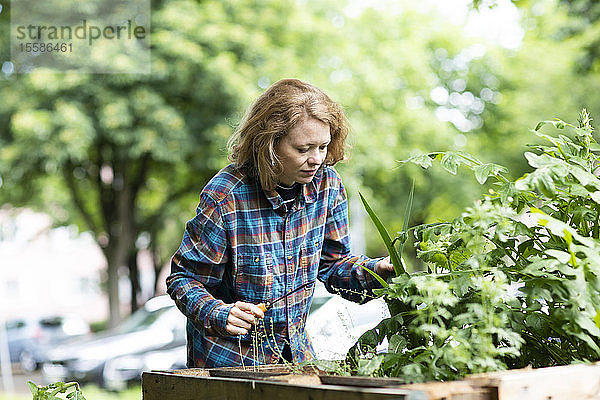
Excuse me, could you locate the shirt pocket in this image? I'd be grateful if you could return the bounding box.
[235,252,273,303]
[301,234,322,278]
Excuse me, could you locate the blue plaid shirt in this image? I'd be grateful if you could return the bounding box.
[166,164,382,368]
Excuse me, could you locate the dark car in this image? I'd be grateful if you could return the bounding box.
[102,343,187,391]
[41,295,186,388]
[5,314,91,371]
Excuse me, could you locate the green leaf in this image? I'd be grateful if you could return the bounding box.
[400,153,434,169]
[357,354,384,376]
[545,249,572,265]
[515,170,557,197]
[359,192,406,276]
[567,183,591,196]
[571,167,600,190]
[388,334,408,353]
[357,262,389,288]
[26,381,39,396]
[589,143,600,152]
[474,164,492,185]
[534,119,568,131]
[397,180,415,258]
[525,312,545,331]
[594,310,600,329]
[473,163,508,185]
[440,152,461,175]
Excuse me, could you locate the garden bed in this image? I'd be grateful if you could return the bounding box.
[142,361,600,400]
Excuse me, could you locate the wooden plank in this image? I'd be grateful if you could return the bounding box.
[320,375,406,388]
[144,362,600,400]
[265,373,322,386]
[206,364,325,380]
[399,381,496,400]
[142,370,427,400]
[467,362,600,400]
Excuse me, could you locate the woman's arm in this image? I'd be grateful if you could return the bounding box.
[317,180,391,303]
[166,193,233,335]
[166,193,265,336]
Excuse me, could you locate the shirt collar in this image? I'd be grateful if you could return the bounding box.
[264,168,321,211]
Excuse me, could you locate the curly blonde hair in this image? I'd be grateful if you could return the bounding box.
[227,78,349,191]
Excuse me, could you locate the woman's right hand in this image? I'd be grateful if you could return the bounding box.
[225,301,265,335]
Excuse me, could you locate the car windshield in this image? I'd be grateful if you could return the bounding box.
[5,320,26,330]
[39,317,63,328]
[115,306,172,334]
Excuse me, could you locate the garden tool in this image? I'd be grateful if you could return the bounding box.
[257,281,314,313]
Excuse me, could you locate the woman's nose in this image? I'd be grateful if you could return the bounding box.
[307,150,323,165]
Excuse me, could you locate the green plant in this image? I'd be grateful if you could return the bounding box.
[26,381,86,400]
[349,110,600,382]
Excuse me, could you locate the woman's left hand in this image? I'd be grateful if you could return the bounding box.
[374,256,395,280]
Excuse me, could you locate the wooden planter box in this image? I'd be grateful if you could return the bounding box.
[142,362,600,400]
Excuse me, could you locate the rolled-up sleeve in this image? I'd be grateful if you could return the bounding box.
[318,180,383,303]
[166,193,233,336]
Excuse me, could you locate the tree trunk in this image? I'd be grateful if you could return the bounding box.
[128,251,140,314]
[150,239,167,295]
[105,253,121,328]
[105,171,136,327]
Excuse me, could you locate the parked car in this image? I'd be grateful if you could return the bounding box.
[5,314,91,371]
[102,343,187,391]
[41,295,186,388]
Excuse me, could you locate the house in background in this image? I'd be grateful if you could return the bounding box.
[0,207,108,323]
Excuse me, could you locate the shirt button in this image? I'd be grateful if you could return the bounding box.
[255,257,260,263]
[287,255,292,260]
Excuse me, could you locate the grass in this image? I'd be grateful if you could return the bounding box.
[0,384,141,400]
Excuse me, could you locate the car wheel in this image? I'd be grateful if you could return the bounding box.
[20,350,38,372]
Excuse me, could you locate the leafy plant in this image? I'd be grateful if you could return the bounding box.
[27,381,86,400]
[349,110,600,382]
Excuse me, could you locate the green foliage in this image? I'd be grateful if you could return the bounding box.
[350,110,600,382]
[27,381,86,400]
[359,192,403,279]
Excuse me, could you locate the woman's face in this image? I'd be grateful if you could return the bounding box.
[275,117,331,186]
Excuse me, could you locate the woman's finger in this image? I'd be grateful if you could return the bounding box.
[234,301,265,320]
[227,313,252,330]
[225,322,248,336]
[230,306,257,325]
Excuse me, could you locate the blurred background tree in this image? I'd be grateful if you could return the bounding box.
[1,0,599,324]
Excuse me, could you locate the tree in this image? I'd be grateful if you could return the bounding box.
[4,0,597,325]
[0,0,344,325]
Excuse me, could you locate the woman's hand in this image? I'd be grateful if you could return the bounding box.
[225,301,265,336]
[374,256,395,280]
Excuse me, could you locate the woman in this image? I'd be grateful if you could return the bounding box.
[167,78,394,368]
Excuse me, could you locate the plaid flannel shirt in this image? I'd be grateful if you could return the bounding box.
[166,163,382,368]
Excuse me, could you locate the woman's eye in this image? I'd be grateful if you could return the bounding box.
[298,148,309,153]
[319,145,328,151]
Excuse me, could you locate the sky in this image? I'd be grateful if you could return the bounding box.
[344,0,525,50]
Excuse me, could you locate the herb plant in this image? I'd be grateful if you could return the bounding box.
[349,110,600,382]
[27,381,86,400]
